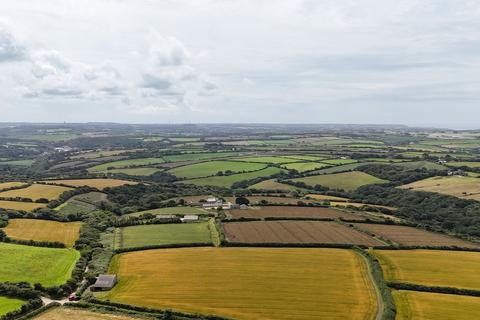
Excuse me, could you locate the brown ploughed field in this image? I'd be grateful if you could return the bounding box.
[352,223,480,248]
[224,220,382,246]
[229,205,364,220]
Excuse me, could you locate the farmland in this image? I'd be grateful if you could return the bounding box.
[32,307,145,320]
[447,161,480,168]
[232,156,299,164]
[0,297,25,317]
[43,178,136,190]
[3,219,82,246]
[393,290,480,320]
[0,200,47,211]
[168,160,266,178]
[249,178,306,191]
[281,161,330,172]
[374,249,480,290]
[291,171,388,191]
[228,205,365,220]
[0,181,28,190]
[0,243,80,286]
[399,176,480,201]
[114,223,212,249]
[352,224,479,248]
[103,167,162,176]
[0,184,73,201]
[226,196,318,205]
[100,247,377,320]
[163,152,238,162]
[181,166,285,187]
[87,158,165,172]
[223,220,382,245]
[127,206,208,217]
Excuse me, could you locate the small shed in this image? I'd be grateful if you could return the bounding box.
[90,274,117,292]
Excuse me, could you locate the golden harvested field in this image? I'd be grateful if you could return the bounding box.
[3,219,82,246]
[0,182,28,191]
[353,224,479,248]
[229,205,364,220]
[0,200,46,211]
[224,220,383,246]
[0,184,73,201]
[305,194,350,201]
[32,307,145,320]
[393,290,480,320]
[43,179,136,190]
[399,176,480,201]
[100,248,377,320]
[374,249,480,290]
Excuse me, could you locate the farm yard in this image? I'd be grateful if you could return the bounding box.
[374,249,480,290]
[2,219,82,247]
[113,223,212,249]
[99,247,377,320]
[290,171,388,191]
[228,205,365,220]
[43,178,136,190]
[223,220,383,246]
[399,176,480,201]
[393,291,480,320]
[0,183,72,201]
[352,224,479,248]
[0,243,79,286]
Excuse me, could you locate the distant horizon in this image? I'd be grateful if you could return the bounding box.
[0,121,478,131]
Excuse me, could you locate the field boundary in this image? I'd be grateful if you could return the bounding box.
[222,242,362,249]
[354,248,396,320]
[372,245,480,253]
[113,242,214,254]
[388,281,480,297]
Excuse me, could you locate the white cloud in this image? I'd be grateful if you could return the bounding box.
[0,21,26,62]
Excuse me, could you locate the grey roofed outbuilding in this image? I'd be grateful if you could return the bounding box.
[91,274,117,291]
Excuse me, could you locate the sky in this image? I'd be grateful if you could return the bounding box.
[0,0,479,127]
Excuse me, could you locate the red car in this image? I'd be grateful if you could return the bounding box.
[68,294,80,301]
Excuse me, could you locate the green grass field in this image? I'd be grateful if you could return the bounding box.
[446,161,480,168]
[291,171,388,191]
[114,223,212,249]
[374,249,480,290]
[87,158,165,172]
[232,156,299,164]
[281,155,327,161]
[0,296,25,316]
[394,161,447,170]
[320,159,358,165]
[168,161,267,179]
[0,243,80,286]
[0,159,34,166]
[281,162,330,172]
[311,162,379,174]
[99,248,377,320]
[181,167,285,187]
[393,290,480,320]
[127,206,209,217]
[163,152,238,162]
[103,167,162,176]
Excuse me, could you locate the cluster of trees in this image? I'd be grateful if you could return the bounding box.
[356,164,447,185]
[352,185,480,237]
